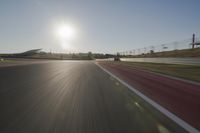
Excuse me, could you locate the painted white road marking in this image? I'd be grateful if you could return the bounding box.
[95,63,200,133]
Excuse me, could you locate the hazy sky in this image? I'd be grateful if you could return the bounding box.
[0,0,200,53]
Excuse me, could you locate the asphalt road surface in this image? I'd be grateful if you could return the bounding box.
[100,62,200,131]
[0,61,186,133]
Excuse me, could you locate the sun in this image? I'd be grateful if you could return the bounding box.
[54,22,76,50]
[56,24,76,40]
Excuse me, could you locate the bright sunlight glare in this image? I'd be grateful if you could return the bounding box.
[56,24,76,40]
[61,41,72,50]
[54,22,76,50]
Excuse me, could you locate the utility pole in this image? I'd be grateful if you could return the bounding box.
[192,33,195,49]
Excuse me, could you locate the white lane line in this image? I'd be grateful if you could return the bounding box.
[95,63,200,133]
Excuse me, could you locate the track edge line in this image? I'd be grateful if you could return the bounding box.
[95,62,200,133]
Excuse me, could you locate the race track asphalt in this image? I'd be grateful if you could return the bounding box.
[100,62,200,131]
[0,61,186,133]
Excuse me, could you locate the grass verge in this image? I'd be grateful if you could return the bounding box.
[103,61,200,82]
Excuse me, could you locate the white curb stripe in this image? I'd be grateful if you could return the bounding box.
[95,63,200,133]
